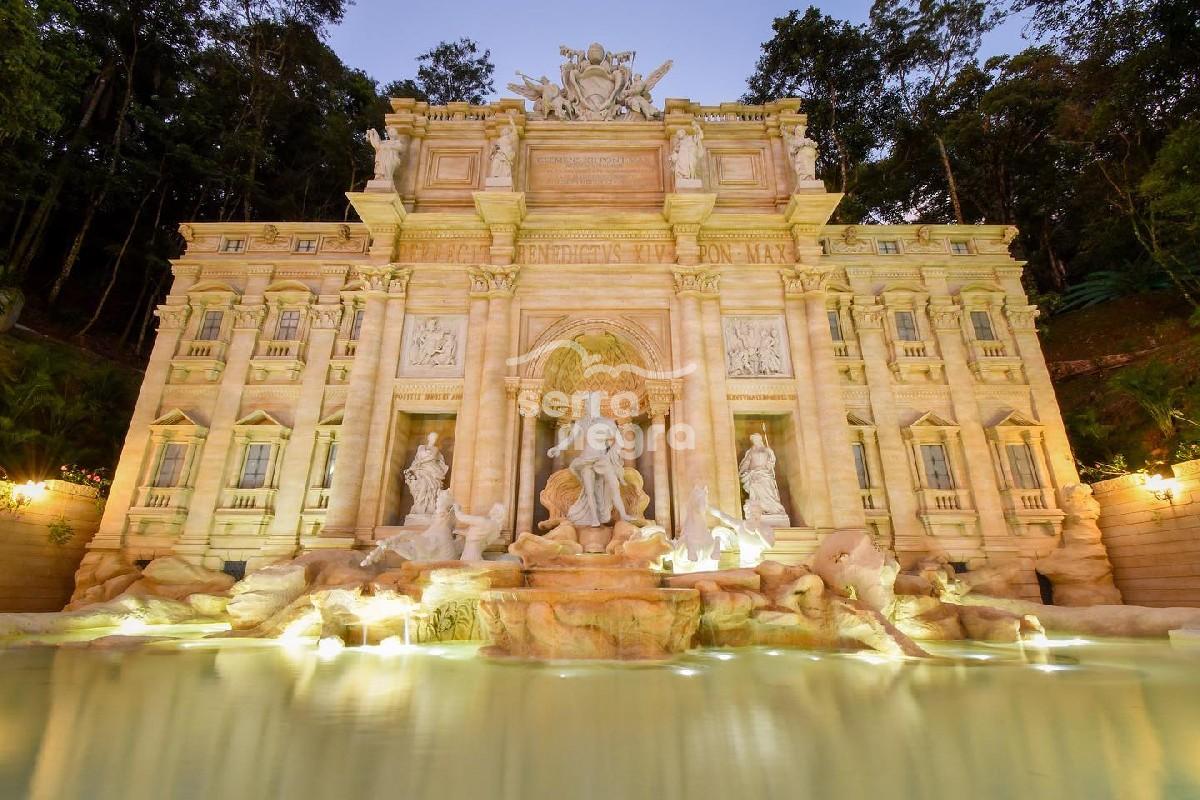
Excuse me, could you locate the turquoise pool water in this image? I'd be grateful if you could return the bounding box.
[1,636,1198,799]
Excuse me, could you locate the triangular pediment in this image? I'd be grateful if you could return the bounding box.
[992,409,1040,428]
[233,409,287,428]
[317,409,344,426]
[909,410,957,428]
[151,408,201,428]
[847,411,873,427]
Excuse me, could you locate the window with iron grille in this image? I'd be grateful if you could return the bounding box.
[197,310,223,341]
[1007,444,1041,489]
[894,311,920,342]
[323,442,339,488]
[970,310,997,341]
[221,238,245,253]
[349,309,365,340]
[153,443,187,487]
[827,309,844,342]
[295,238,317,253]
[276,309,301,340]
[878,240,900,254]
[852,443,870,489]
[239,444,271,489]
[921,444,954,489]
[950,240,971,255]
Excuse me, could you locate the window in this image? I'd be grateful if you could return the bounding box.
[894,311,920,342]
[295,238,318,254]
[852,443,870,489]
[827,310,844,342]
[878,240,900,254]
[950,240,971,255]
[323,442,338,488]
[349,308,365,340]
[276,309,301,340]
[153,443,187,487]
[221,238,245,253]
[239,443,271,489]
[1007,444,1041,489]
[920,444,954,489]
[970,310,997,341]
[197,310,223,341]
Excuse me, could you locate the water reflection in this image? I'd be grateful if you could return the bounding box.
[1,640,1198,799]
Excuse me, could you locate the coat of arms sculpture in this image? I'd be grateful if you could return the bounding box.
[508,42,672,121]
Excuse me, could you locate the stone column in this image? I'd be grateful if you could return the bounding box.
[672,268,719,492]
[263,299,342,557]
[699,294,741,514]
[1006,303,1081,490]
[450,290,492,509]
[850,297,925,546]
[354,269,413,540]
[468,265,520,515]
[175,296,269,562]
[780,275,835,529]
[650,411,672,531]
[320,265,395,542]
[515,402,540,536]
[792,266,866,530]
[90,287,195,552]
[929,301,1012,545]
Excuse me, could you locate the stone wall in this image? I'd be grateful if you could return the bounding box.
[0,481,100,611]
[1093,459,1200,607]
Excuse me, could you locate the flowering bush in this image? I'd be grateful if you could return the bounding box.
[59,464,112,499]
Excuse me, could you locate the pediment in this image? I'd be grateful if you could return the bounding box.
[233,409,287,428]
[150,408,203,428]
[991,409,1040,428]
[847,411,873,427]
[264,279,314,296]
[188,280,241,296]
[317,409,344,426]
[908,410,957,428]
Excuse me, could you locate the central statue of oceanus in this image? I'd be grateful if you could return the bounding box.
[508,42,672,121]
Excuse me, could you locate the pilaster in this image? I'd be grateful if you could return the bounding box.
[469,265,520,516]
[672,267,719,493]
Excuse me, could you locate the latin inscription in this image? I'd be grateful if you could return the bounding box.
[527,147,663,192]
[516,240,675,264]
[700,241,794,264]
[396,240,491,263]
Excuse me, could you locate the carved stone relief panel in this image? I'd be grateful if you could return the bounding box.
[722,315,792,378]
[399,314,468,378]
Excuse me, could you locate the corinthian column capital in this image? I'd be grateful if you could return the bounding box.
[672,267,720,297]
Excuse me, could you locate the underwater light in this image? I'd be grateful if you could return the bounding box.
[317,636,345,659]
[377,636,406,656]
[116,618,149,635]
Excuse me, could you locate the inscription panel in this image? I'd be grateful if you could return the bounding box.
[397,239,491,263]
[526,147,664,193]
[516,239,675,264]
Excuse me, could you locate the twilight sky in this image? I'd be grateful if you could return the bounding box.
[327,0,1033,104]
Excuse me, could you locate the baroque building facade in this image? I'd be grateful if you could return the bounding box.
[85,50,1076,599]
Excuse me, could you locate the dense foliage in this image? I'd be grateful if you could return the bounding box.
[0,1,494,357]
[745,0,1200,301]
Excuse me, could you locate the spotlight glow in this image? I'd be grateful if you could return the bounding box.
[317,636,345,660]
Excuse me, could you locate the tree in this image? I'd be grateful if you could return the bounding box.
[869,0,1003,223]
[409,38,494,105]
[743,8,888,212]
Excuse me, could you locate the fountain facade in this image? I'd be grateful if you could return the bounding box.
[65,42,1126,636]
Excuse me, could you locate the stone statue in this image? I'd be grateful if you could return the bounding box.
[361,489,459,566]
[547,391,634,527]
[1035,484,1122,605]
[509,72,571,118]
[510,43,671,121]
[403,432,449,516]
[709,501,776,569]
[670,484,723,573]
[783,124,818,184]
[488,119,519,179]
[408,317,458,367]
[366,127,404,185]
[618,62,673,120]
[670,122,705,182]
[456,503,506,561]
[739,433,788,519]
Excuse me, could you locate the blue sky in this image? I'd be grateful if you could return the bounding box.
[327,0,1034,104]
